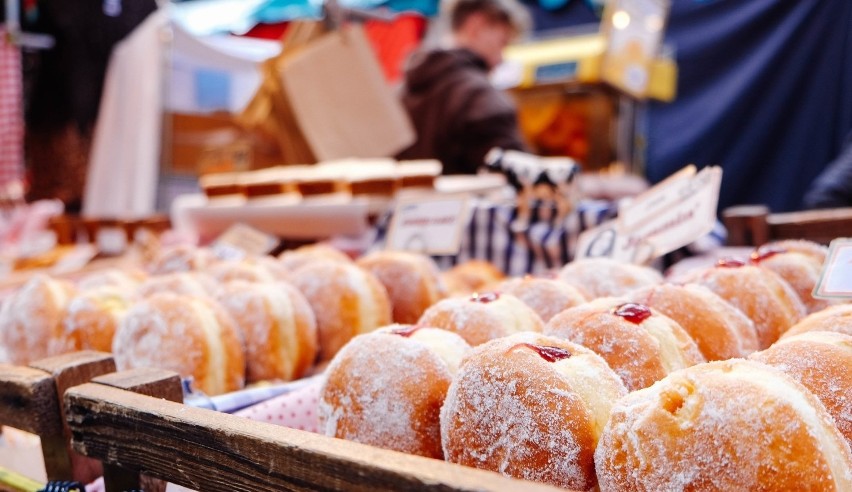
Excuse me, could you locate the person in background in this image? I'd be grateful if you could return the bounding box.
[396,0,531,175]
[803,131,852,209]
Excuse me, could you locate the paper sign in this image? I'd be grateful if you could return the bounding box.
[600,0,670,99]
[386,195,470,255]
[813,239,852,299]
[576,165,722,264]
[97,226,128,256]
[51,244,99,275]
[212,223,279,258]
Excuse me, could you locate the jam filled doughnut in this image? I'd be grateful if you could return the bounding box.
[289,262,392,362]
[595,359,852,491]
[319,326,470,458]
[417,292,544,346]
[496,276,587,323]
[440,260,505,297]
[624,283,760,360]
[52,285,133,355]
[112,292,245,395]
[750,331,852,448]
[545,298,705,391]
[440,332,627,489]
[750,244,832,313]
[676,258,807,348]
[0,275,76,364]
[278,243,351,274]
[356,251,447,324]
[216,281,318,383]
[782,303,852,339]
[558,258,662,299]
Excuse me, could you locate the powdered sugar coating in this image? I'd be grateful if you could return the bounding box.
[147,245,218,275]
[754,249,833,313]
[319,327,469,458]
[595,359,852,491]
[135,272,217,299]
[357,251,447,324]
[278,244,351,274]
[77,268,146,292]
[783,303,852,339]
[441,332,625,490]
[53,285,132,355]
[769,239,828,264]
[0,275,75,364]
[206,259,277,284]
[558,258,663,299]
[750,331,852,449]
[441,260,505,297]
[497,277,587,322]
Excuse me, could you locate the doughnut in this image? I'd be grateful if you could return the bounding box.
[782,303,852,339]
[135,272,217,299]
[356,251,447,324]
[750,331,852,449]
[147,244,218,275]
[112,292,245,395]
[623,283,760,360]
[769,239,828,264]
[216,281,318,383]
[417,292,544,346]
[675,258,807,348]
[278,243,351,274]
[750,244,833,313]
[496,276,587,322]
[440,332,627,489]
[440,260,505,297]
[76,267,146,291]
[206,259,277,284]
[319,326,470,458]
[0,275,76,364]
[595,359,852,491]
[289,262,392,362]
[558,258,662,299]
[52,285,133,355]
[545,298,705,391]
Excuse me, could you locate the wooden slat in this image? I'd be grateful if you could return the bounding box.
[723,205,852,246]
[66,383,567,492]
[0,365,61,436]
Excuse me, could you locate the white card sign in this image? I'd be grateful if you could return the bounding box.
[386,195,470,255]
[212,223,279,258]
[576,165,722,264]
[813,238,852,299]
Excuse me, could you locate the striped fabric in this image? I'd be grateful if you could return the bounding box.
[0,28,23,188]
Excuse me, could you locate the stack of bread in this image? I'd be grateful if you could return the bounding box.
[1,238,850,490]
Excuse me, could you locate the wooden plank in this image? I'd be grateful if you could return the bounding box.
[0,365,61,436]
[66,383,568,492]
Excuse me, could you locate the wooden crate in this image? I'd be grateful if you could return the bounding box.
[723,205,852,246]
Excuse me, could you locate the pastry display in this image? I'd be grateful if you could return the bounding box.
[112,292,245,395]
[319,326,470,458]
[558,258,662,299]
[441,332,626,489]
[675,258,807,348]
[623,283,760,360]
[417,292,544,346]
[595,359,852,491]
[545,298,705,391]
[216,281,318,383]
[782,303,852,339]
[289,262,392,361]
[356,251,447,324]
[496,276,587,322]
[750,331,852,447]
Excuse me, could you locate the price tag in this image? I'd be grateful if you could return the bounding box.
[386,195,470,255]
[576,165,722,264]
[97,226,128,256]
[813,239,852,299]
[212,223,278,258]
[51,244,98,274]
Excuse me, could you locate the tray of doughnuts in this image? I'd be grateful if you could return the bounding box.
[0,238,851,491]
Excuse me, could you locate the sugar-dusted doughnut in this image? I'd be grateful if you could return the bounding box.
[135,272,217,299]
[770,239,828,264]
[595,359,852,491]
[76,267,146,291]
[289,262,392,361]
[417,292,544,346]
[0,275,76,364]
[675,258,807,348]
[52,285,133,355]
[558,258,662,299]
[216,281,318,383]
[440,260,505,297]
[545,298,705,391]
[441,332,627,489]
[356,251,447,324]
[319,326,470,458]
[147,244,218,275]
[623,283,759,360]
[750,244,832,313]
[278,243,351,274]
[112,292,245,395]
[496,276,587,322]
[783,303,852,339]
[750,331,852,448]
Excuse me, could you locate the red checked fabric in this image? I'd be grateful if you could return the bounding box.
[0,28,23,188]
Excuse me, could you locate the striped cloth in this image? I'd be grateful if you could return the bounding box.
[0,28,23,188]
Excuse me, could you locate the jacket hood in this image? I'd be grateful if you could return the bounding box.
[404,48,489,93]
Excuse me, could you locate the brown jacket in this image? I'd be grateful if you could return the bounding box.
[397,48,527,175]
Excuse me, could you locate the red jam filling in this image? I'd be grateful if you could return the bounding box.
[750,246,787,263]
[515,343,572,362]
[390,325,422,338]
[716,257,747,268]
[612,303,652,324]
[470,292,500,303]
